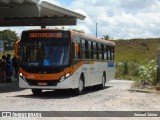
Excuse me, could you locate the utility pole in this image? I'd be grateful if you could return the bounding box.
[96,22,98,38]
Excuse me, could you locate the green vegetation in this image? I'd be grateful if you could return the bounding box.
[0,29,18,58]
[0,29,18,51]
[115,38,160,64]
[103,35,111,40]
[138,60,158,85]
[116,61,139,80]
[115,38,160,86]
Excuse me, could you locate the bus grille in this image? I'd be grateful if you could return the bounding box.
[27,80,59,86]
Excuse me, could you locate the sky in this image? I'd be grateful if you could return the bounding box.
[1,0,160,39]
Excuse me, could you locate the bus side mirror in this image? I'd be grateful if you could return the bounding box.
[75,43,80,54]
[15,40,20,59]
[72,42,80,59]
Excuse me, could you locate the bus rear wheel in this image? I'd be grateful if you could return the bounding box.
[99,74,106,90]
[31,89,42,95]
[75,76,84,95]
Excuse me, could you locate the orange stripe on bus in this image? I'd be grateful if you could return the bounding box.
[71,60,94,75]
[19,60,113,81]
[19,67,72,81]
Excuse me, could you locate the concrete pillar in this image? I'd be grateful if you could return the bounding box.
[157,50,160,91]
[157,50,160,80]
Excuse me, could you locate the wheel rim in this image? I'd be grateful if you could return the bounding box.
[102,75,105,87]
[79,79,84,92]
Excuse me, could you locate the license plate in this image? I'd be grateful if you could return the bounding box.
[38,82,48,86]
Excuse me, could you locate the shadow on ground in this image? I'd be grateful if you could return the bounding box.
[14,86,113,99]
[0,82,24,93]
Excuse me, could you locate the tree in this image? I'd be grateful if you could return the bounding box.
[103,35,113,40]
[0,29,18,51]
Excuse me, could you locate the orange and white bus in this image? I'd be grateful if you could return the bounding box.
[17,29,115,95]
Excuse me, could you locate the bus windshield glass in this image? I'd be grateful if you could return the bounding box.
[19,31,70,67]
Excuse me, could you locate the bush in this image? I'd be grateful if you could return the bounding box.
[129,62,139,76]
[138,60,158,85]
[116,61,139,80]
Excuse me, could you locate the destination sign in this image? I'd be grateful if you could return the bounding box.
[29,33,63,38]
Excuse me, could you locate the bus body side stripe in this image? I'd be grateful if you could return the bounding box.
[19,60,113,81]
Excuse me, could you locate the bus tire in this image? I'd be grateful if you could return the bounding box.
[31,89,42,95]
[99,73,106,90]
[75,76,84,95]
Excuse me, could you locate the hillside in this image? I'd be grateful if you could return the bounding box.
[114,38,160,64]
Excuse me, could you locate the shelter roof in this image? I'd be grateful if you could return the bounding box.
[0,0,85,26]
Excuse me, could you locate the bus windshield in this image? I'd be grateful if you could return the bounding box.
[20,40,70,67]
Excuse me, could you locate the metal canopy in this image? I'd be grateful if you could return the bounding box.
[0,0,85,26]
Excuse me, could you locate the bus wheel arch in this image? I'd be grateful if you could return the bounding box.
[81,73,85,85]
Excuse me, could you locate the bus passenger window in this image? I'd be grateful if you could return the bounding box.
[82,49,85,59]
[111,46,115,60]
[85,40,88,59]
[93,51,97,59]
[103,45,105,60]
[106,45,109,60]
[99,52,102,60]
[98,44,103,60]
[81,39,86,59]
[108,46,111,60]
[96,43,99,59]
[87,41,92,59]
[91,42,94,59]
[93,42,97,59]
[81,39,85,49]
[93,42,97,51]
[104,52,107,60]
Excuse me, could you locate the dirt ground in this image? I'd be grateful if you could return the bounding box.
[0,80,160,120]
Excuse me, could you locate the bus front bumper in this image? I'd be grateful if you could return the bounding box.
[19,76,78,90]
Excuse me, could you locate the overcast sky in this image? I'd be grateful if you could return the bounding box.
[1,0,160,39]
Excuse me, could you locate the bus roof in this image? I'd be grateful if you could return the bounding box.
[71,31,115,46]
[22,29,115,46]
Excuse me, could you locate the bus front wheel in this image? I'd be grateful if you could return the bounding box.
[31,89,42,95]
[75,76,84,95]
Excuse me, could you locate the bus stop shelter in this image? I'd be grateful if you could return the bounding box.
[0,0,85,27]
[0,0,85,90]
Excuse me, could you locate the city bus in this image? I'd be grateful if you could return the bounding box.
[17,29,115,95]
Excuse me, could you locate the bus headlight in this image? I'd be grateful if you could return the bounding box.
[19,73,26,81]
[66,73,70,78]
[60,76,65,81]
[60,73,70,82]
[20,73,23,77]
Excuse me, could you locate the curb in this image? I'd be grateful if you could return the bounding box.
[129,88,160,94]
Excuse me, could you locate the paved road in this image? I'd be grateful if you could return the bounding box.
[0,80,160,120]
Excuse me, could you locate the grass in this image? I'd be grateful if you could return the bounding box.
[114,38,160,84]
[114,38,160,64]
